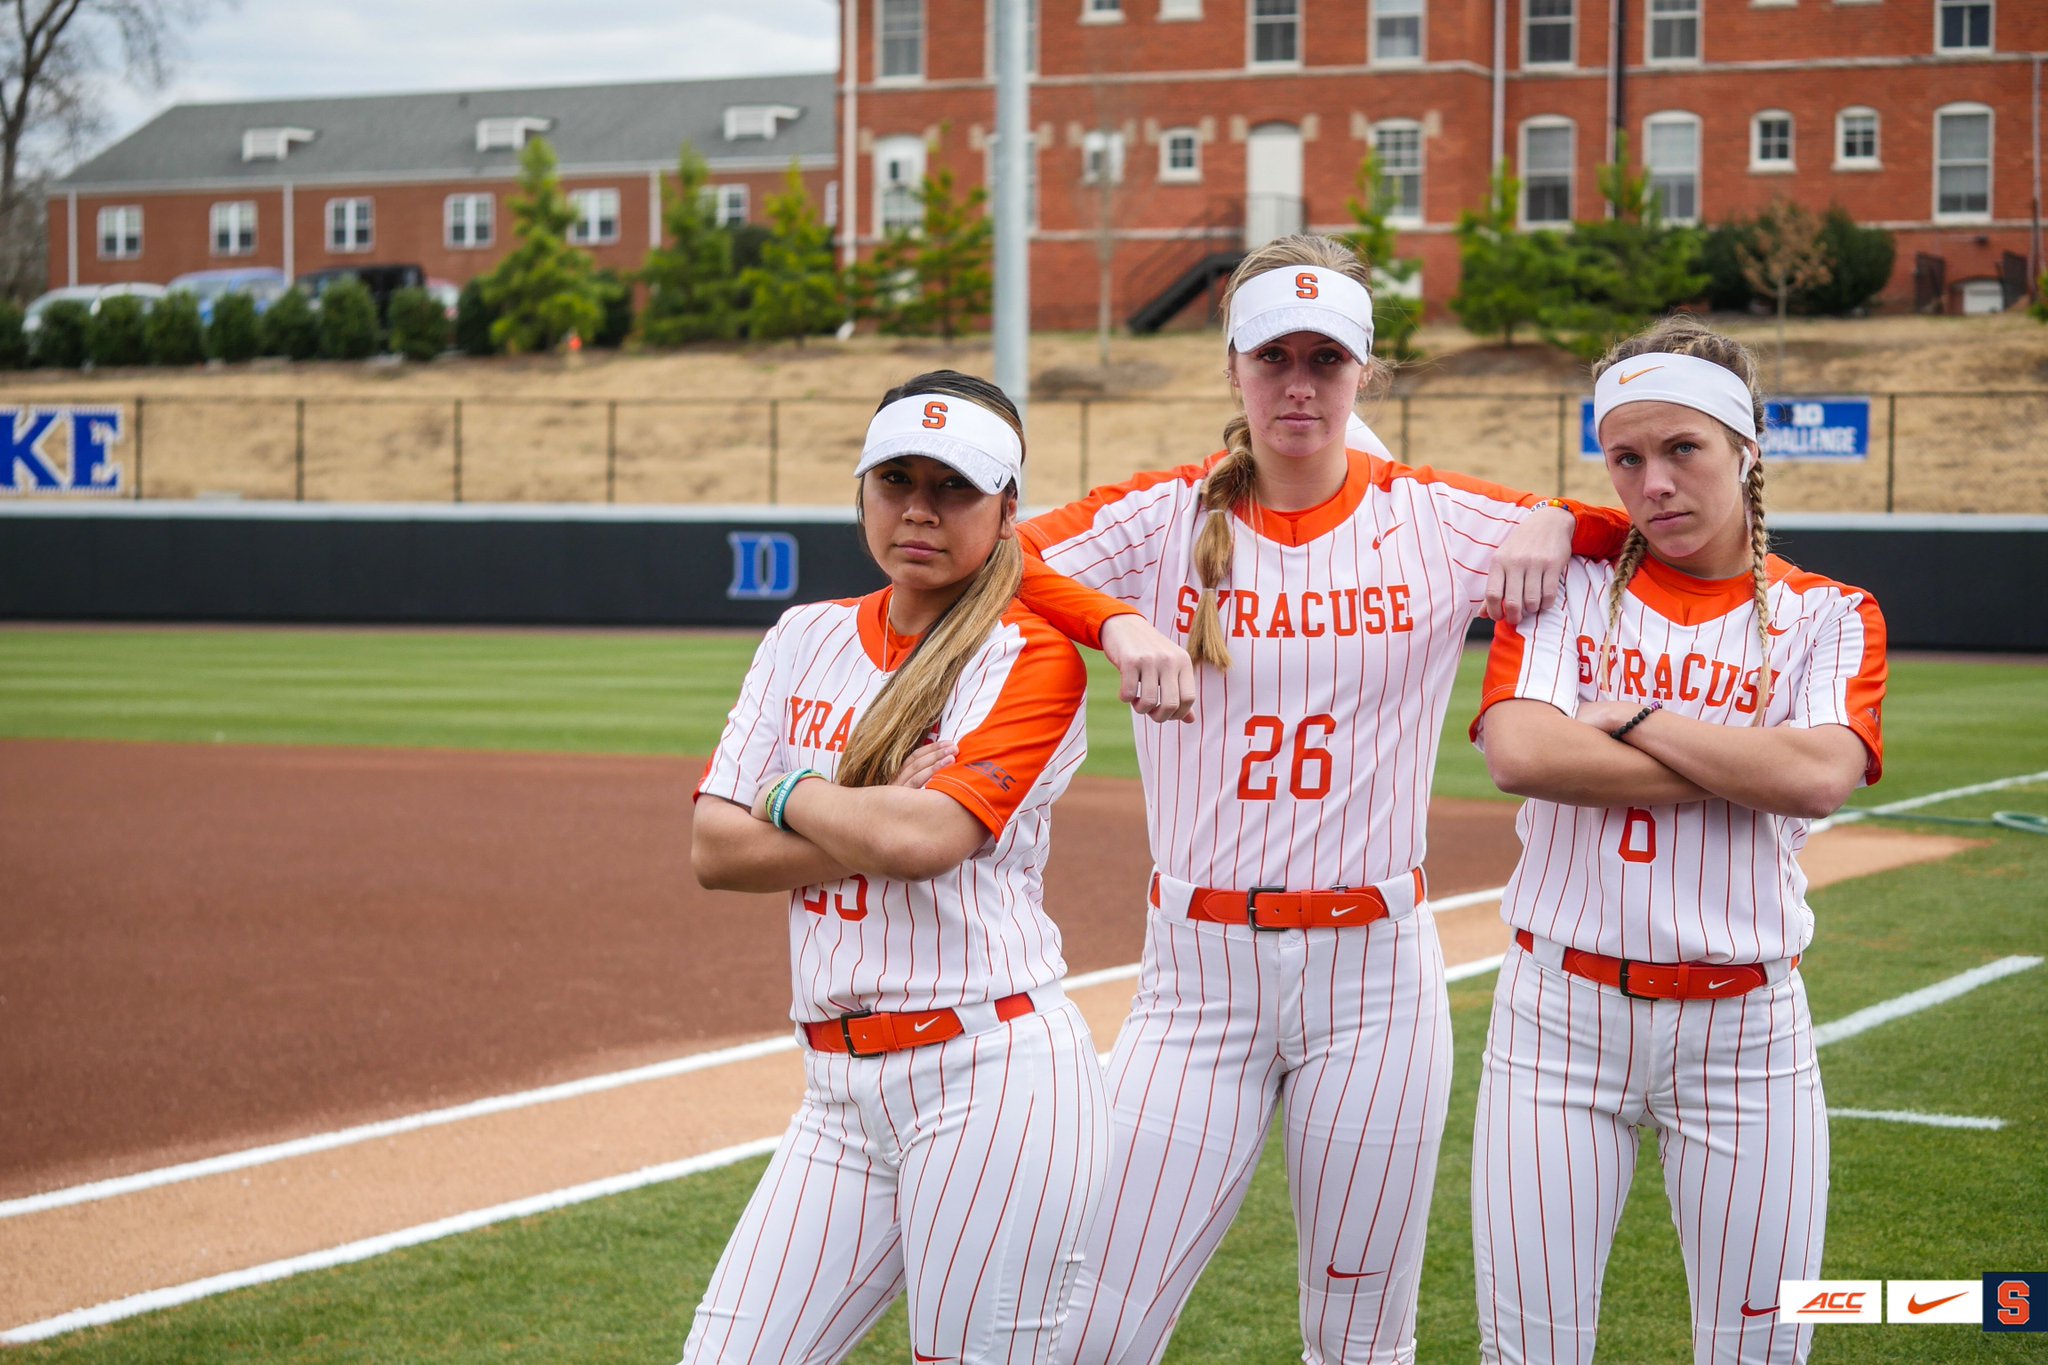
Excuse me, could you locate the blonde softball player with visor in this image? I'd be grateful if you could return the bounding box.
[687,371,1110,1365]
[1470,319,1887,1365]
[1018,236,1632,1365]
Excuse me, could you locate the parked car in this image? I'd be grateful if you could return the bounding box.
[295,264,425,324]
[167,267,289,323]
[22,282,167,333]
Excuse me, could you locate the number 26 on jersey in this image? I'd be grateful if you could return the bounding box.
[1238,714,1338,801]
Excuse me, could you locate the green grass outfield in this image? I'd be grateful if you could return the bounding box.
[2,628,2044,1362]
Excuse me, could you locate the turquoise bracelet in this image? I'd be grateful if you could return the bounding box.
[769,769,821,830]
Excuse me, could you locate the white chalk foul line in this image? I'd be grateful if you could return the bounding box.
[0,1137,782,1345]
[1809,954,2042,1047]
[1828,1108,2005,1131]
[1812,769,2048,835]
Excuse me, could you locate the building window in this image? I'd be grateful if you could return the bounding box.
[97,205,142,260]
[1159,0,1200,14]
[1084,0,1122,19]
[476,116,551,152]
[876,135,928,235]
[1373,0,1423,62]
[983,0,1040,76]
[1373,121,1423,223]
[1647,0,1698,62]
[1751,112,1793,171]
[1082,129,1126,185]
[1644,112,1700,223]
[713,185,749,227]
[326,197,372,252]
[445,194,493,249]
[1836,107,1879,167]
[210,201,256,256]
[1160,127,1201,182]
[569,188,620,245]
[1521,118,1573,224]
[1525,0,1572,65]
[878,0,923,79]
[1934,104,1991,219]
[983,133,1040,229]
[722,105,800,141]
[1250,0,1299,66]
[1936,0,1991,52]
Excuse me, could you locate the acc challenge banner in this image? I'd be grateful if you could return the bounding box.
[0,406,126,493]
[1580,396,1871,461]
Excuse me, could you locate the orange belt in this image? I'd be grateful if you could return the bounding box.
[803,993,1036,1057]
[1515,930,1795,1000]
[1150,869,1423,931]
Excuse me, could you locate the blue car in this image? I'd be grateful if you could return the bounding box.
[166,267,290,324]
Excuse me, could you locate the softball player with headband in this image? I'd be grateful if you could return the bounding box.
[1469,318,1887,1365]
[686,371,1109,1365]
[1018,235,1632,1365]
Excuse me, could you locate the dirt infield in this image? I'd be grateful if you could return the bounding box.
[0,737,1975,1332]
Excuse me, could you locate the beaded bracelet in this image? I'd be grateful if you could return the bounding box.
[1532,497,1572,514]
[1610,699,1661,741]
[768,769,821,830]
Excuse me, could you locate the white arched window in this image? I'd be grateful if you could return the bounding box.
[1934,102,1992,221]
[1519,116,1574,225]
[1643,111,1701,224]
[1750,110,1793,172]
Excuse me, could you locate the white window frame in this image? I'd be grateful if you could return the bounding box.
[1371,0,1424,64]
[876,135,928,236]
[1934,0,1992,54]
[1159,127,1202,183]
[1933,102,1993,222]
[209,200,256,257]
[982,132,1041,230]
[1158,0,1201,16]
[1750,111,1794,172]
[1082,129,1126,186]
[1835,106,1880,169]
[1082,0,1123,22]
[97,204,142,260]
[1519,116,1575,226]
[1643,111,1701,224]
[568,188,621,246]
[445,193,494,249]
[1372,120,1425,225]
[722,105,801,140]
[475,116,551,152]
[877,0,924,81]
[713,184,750,227]
[326,197,373,252]
[1646,0,1700,64]
[1249,0,1301,68]
[241,126,313,162]
[983,0,1041,75]
[1523,0,1574,67]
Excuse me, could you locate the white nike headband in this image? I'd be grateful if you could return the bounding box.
[855,393,1024,496]
[1592,351,1760,452]
[1228,265,1376,363]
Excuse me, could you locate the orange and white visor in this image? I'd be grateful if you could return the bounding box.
[1228,265,1375,363]
[855,394,1024,496]
[1592,352,1758,446]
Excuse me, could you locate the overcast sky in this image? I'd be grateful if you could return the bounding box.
[84,0,837,169]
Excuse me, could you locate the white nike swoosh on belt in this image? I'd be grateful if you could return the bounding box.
[913,1018,943,1032]
[1329,904,1366,917]
[1706,978,1738,990]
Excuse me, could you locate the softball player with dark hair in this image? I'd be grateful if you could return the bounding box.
[1470,318,1887,1365]
[685,370,1109,1365]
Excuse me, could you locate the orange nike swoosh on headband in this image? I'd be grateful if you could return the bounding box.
[1617,366,1663,385]
[1908,1292,1968,1314]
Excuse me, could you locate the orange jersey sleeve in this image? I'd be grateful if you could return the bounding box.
[1017,555,1139,651]
[923,608,1090,836]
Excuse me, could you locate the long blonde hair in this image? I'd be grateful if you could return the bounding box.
[1186,234,1388,670]
[838,370,1025,787]
[1590,316,1774,722]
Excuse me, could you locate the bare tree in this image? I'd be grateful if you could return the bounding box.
[1739,198,1832,395]
[0,0,217,298]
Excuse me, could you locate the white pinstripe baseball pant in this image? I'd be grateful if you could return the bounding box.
[1060,902,1453,1365]
[681,998,1109,1365]
[1472,944,1829,1365]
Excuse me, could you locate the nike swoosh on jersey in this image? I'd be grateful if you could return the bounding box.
[1371,522,1406,550]
[912,1352,955,1362]
[1908,1292,1968,1314]
[1326,1263,1386,1280]
[1739,1302,1778,1318]
[1767,623,1792,636]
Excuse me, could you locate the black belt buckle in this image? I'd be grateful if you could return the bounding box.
[1616,959,1645,1000]
[839,1009,876,1056]
[1246,885,1287,931]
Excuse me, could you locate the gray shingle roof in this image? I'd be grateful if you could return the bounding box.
[60,72,836,190]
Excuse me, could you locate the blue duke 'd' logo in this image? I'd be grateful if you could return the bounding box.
[727,531,799,601]
[0,406,125,493]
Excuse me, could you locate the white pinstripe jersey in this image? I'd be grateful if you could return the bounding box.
[1023,447,1598,892]
[696,589,1089,1022]
[1475,553,1887,965]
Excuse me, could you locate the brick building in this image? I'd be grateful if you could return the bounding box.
[840,0,2045,326]
[49,73,836,293]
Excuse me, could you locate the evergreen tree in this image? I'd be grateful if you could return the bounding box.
[481,137,604,355]
[866,166,992,341]
[639,142,737,346]
[1341,148,1425,361]
[317,276,381,359]
[144,291,206,365]
[260,288,320,360]
[741,165,844,344]
[206,293,262,362]
[1537,135,1707,359]
[1448,164,1569,348]
[454,278,498,357]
